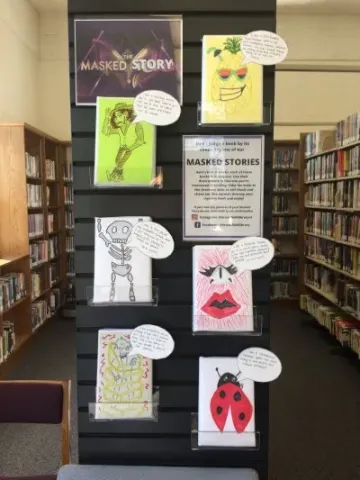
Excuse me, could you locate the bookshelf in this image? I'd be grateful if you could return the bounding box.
[300,112,360,358]
[271,140,300,302]
[63,144,75,318]
[0,123,69,377]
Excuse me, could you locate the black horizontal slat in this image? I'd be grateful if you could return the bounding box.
[72,134,275,165]
[74,218,273,247]
[69,0,276,14]
[74,194,181,218]
[76,304,269,329]
[68,16,275,53]
[78,358,198,382]
[78,384,198,408]
[76,277,271,303]
[77,331,269,356]
[71,106,274,136]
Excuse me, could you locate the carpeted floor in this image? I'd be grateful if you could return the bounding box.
[1,309,360,479]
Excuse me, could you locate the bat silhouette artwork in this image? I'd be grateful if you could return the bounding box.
[210,367,253,433]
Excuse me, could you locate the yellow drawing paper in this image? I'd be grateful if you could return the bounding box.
[201,35,263,125]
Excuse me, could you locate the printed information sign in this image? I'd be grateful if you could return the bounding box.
[183,135,264,241]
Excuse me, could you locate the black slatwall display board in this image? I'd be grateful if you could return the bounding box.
[68,1,276,478]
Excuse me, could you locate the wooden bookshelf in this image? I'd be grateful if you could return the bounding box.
[0,123,69,377]
[299,114,360,357]
[271,140,300,302]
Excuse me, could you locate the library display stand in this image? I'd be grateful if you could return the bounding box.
[299,113,360,358]
[0,123,70,377]
[69,1,275,478]
[271,141,300,302]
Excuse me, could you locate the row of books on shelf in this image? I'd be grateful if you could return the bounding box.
[30,238,59,266]
[300,294,360,358]
[336,112,360,147]
[272,216,298,234]
[49,263,60,286]
[63,161,73,180]
[305,263,360,319]
[271,259,298,277]
[273,172,296,191]
[64,186,74,204]
[66,211,74,228]
[0,272,26,313]
[305,237,360,278]
[306,211,360,245]
[66,236,74,252]
[45,159,56,180]
[67,256,75,276]
[271,281,296,300]
[0,322,15,364]
[27,184,42,208]
[25,153,40,178]
[272,195,297,214]
[306,146,360,181]
[32,289,62,331]
[306,180,360,209]
[273,149,297,169]
[305,112,360,158]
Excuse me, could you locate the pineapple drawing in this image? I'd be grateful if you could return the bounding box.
[207,36,252,117]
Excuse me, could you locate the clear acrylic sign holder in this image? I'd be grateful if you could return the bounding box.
[192,306,263,336]
[89,387,160,422]
[191,413,260,451]
[197,101,272,128]
[89,166,163,189]
[87,283,159,307]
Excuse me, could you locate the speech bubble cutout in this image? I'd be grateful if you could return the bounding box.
[242,30,288,65]
[130,324,175,360]
[129,221,174,260]
[238,347,282,383]
[133,90,181,126]
[229,237,274,271]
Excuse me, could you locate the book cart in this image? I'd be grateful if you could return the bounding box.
[68,0,276,478]
[299,114,360,358]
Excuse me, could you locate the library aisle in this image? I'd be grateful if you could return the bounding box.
[1,309,360,480]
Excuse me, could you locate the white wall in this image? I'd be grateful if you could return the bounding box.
[38,11,70,140]
[0,0,39,126]
[275,13,360,139]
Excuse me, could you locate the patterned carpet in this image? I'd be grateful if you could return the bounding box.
[1,310,360,479]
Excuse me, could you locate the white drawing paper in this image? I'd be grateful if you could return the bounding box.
[198,356,256,448]
[93,216,152,304]
[96,329,153,420]
[193,246,254,333]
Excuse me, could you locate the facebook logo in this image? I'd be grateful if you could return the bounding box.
[194,222,201,228]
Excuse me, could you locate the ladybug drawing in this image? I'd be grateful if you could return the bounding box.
[210,367,253,433]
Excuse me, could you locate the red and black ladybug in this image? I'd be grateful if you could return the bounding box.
[210,368,253,433]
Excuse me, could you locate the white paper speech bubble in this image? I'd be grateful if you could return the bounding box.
[129,221,174,260]
[241,30,288,65]
[238,347,282,383]
[229,237,274,271]
[130,324,175,360]
[133,90,181,126]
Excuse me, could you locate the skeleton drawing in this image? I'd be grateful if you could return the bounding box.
[97,218,143,302]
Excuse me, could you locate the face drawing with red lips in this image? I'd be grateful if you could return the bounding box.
[195,246,253,332]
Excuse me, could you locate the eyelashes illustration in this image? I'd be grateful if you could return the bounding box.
[199,264,238,284]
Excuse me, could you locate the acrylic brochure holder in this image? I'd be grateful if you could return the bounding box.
[193,307,262,336]
[87,284,159,307]
[197,101,272,128]
[89,388,160,422]
[89,166,163,189]
[191,414,260,451]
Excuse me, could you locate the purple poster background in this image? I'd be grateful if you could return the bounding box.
[74,18,183,106]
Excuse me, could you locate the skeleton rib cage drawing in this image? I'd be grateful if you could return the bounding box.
[93,216,153,304]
